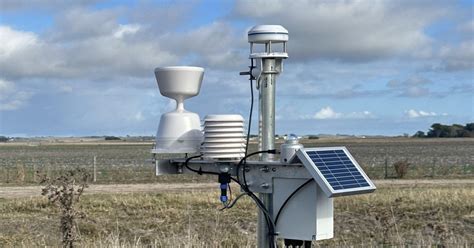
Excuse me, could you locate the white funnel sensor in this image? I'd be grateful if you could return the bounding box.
[152,66,204,154]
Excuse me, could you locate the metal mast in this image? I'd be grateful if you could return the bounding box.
[248,25,288,248]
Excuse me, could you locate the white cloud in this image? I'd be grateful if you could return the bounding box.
[233,0,445,61]
[158,22,245,69]
[305,106,374,120]
[0,26,38,57]
[0,79,33,111]
[113,24,141,39]
[0,21,177,81]
[0,5,243,82]
[405,109,448,118]
[313,106,342,119]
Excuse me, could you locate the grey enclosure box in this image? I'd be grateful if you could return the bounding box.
[273,178,333,241]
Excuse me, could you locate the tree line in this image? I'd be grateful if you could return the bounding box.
[413,123,474,138]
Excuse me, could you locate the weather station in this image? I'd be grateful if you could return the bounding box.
[151,25,376,248]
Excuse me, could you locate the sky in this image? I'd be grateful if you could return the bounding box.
[0,0,473,137]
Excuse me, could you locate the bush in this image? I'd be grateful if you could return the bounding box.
[412,131,425,138]
[393,160,410,179]
[0,136,8,142]
[41,168,91,248]
[104,136,121,141]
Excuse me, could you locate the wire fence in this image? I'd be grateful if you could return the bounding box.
[0,155,472,185]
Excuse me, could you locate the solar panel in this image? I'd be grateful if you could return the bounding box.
[296,147,376,197]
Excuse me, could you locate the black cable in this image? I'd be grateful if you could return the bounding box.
[183,154,202,173]
[235,150,279,241]
[274,179,314,225]
[220,192,246,210]
[244,58,254,159]
[234,149,278,247]
[228,176,275,234]
[239,149,277,191]
[183,154,220,176]
[238,58,255,185]
[239,60,277,247]
[185,60,278,246]
[185,154,276,244]
[229,175,275,233]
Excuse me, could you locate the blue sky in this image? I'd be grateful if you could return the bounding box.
[0,0,473,137]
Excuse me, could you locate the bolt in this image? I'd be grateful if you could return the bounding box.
[271,167,277,172]
[219,165,230,173]
[260,166,269,173]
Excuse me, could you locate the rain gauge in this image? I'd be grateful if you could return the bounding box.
[151,25,376,248]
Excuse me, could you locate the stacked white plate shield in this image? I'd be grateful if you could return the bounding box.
[201,115,246,159]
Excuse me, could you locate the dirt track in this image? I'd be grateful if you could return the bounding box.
[0,180,473,199]
[0,183,216,199]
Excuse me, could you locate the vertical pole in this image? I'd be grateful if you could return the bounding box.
[33,162,37,183]
[93,156,97,183]
[257,58,277,248]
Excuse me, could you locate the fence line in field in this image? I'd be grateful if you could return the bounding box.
[0,155,472,185]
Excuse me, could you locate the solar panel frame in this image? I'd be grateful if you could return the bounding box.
[296,146,376,197]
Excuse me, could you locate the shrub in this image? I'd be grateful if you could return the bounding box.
[41,168,91,248]
[393,160,410,179]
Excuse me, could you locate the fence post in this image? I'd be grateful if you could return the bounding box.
[93,156,97,183]
[33,162,36,183]
[5,167,9,183]
[384,157,388,179]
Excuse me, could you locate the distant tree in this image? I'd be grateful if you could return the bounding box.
[427,123,447,137]
[466,123,474,132]
[0,136,8,142]
[104,136,121,141]
[450,124,465,137]
[416,123,474,138]
[307,135,319,139]
[413,131,425,138]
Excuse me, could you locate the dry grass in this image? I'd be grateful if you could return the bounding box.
[0,138,472,247]
[0,183,472,247]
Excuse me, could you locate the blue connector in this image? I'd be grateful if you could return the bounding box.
[220,183,228,203]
